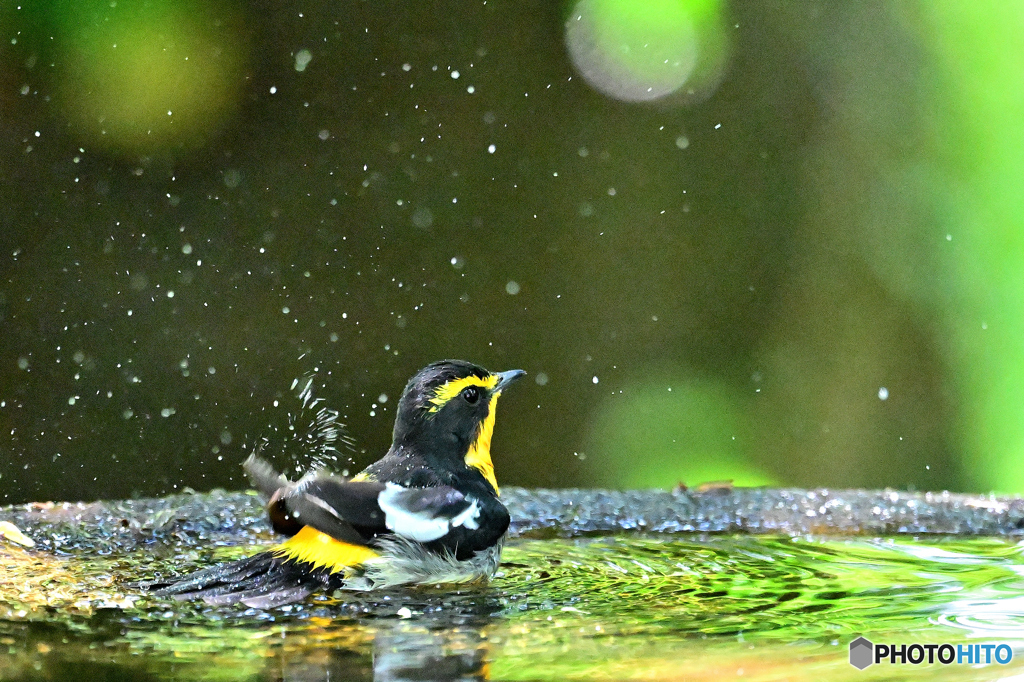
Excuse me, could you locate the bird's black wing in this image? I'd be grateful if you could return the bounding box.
[245,454,386,544]
[293,475,486,548]
[286,476,388,541]
[244,455,485,548]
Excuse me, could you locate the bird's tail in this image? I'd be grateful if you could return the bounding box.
[150,551,344,609]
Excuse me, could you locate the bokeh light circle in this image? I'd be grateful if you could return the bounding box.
[54,0,249,157]
[565,0,704,102]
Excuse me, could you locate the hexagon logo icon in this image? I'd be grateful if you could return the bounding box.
[849,636,874,670]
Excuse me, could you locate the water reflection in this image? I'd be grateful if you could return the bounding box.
[253,602,495,682]
[934,596,1024,640]
[371,622,490,682]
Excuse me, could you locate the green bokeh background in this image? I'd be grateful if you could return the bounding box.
[1,1,1022,503]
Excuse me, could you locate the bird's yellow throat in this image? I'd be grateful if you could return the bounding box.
[465,392,501,494]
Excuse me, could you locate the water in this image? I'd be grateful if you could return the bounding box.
[2,533,1024,680]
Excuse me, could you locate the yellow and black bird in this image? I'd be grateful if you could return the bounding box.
[155,360,524,608]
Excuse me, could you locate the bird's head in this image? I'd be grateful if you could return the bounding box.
[393,359,525,491]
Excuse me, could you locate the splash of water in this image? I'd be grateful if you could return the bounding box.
[255,374,355,476]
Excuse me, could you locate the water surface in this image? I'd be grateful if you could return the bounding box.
[2,533,1023,680]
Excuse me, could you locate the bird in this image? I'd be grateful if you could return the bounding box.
[152,359,525,608]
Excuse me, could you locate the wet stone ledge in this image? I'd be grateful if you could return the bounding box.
[501,487,1024,537]
[2,487,1024,552]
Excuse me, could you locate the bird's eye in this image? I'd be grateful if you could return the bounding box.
[461,386,480,404]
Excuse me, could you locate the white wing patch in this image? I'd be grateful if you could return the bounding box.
[449,502,480,530]
[377,483,481,543]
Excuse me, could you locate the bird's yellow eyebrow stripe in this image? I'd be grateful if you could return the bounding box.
[428,374,499,412]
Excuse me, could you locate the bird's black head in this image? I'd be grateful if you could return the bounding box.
[393,359,525,491]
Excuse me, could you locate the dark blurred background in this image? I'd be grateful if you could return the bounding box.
[1,1,1022,504]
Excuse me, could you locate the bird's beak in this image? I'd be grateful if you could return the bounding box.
[494,369,526,393]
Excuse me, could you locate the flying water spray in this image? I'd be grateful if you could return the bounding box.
[253,374,356,477]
